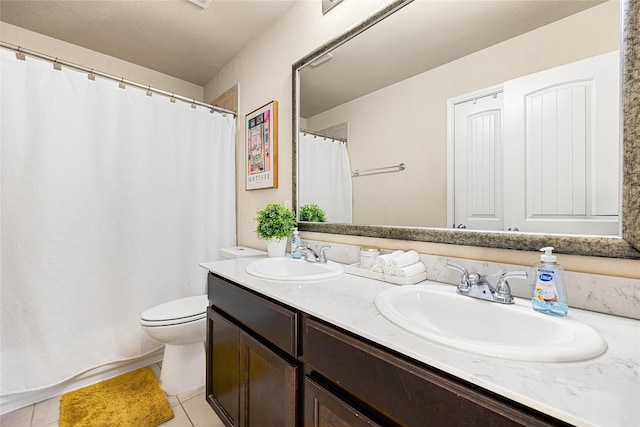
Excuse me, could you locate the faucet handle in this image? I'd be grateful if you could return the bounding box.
[494,271,528,304]
[446,261,471,291]
[499,270,528,283]
[318,246,330,264]
[446,261,468,276]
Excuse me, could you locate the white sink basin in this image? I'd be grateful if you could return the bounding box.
[245,257,344,282]
[375,283,607,362]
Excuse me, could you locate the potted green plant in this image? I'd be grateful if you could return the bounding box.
[299,203,327,222]
[255,202,296,257]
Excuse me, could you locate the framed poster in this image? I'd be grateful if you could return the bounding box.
[246,100,278,190]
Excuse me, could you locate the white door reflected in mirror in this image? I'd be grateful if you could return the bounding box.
[450,51,619,234]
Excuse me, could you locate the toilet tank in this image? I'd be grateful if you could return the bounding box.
[219,246,267,259]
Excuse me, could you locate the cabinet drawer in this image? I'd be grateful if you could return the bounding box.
[208,273,298,357]
[304,377,380,427]
[304,317,565,427]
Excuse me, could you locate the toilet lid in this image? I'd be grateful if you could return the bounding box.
[140,295,208,323]
[139,312,206,327]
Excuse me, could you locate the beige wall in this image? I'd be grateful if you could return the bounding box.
[205,1,639,279]
[203,0,398,247]
[307,1,620,227]
[0,22,203,100]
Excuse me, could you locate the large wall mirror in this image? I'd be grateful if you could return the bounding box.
[293,0,640,259]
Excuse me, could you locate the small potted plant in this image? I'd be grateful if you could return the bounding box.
[299,203,327,222]
[255,202,296,257]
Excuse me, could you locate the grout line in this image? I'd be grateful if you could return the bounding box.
[181,400,196,427]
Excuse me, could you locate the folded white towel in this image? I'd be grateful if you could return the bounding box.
[375,250,405,268]
[383,264,397,275]
[399,262,426,277]
[387,250,420,274]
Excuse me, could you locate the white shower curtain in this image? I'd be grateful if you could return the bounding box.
[0,49,236,395]
[298,133,352,223]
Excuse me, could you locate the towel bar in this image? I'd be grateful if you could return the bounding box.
[352,163,405,177]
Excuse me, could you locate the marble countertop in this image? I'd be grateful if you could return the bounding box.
[200,257,640,427]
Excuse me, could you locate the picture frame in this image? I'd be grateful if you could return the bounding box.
[246,100,278,190]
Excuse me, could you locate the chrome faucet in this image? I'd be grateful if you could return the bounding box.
[296,242,330,264]
[446,261,527,304]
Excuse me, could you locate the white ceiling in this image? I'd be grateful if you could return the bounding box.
[0,0,297,86]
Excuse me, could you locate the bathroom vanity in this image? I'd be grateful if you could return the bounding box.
[202,257,640,427]
[206,274,298,426]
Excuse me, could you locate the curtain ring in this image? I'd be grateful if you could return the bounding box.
[16,47,26,61]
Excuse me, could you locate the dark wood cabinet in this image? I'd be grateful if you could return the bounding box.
[206,274,299,427]
[207,308,240,426]
[304,377,380,427]
[206,272,567,427]
[304,317,568,427]
[240,332,297,426]
[208,273,298,356]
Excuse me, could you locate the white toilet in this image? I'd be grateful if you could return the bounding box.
[140,246,266,395]
[140,295,208,395]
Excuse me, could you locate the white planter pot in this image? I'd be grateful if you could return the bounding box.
[266,238,287,257]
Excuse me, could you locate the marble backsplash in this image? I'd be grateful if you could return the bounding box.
[303,240,640,320]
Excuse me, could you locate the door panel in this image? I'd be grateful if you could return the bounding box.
[504,50,619,234]
[453,92,504,230]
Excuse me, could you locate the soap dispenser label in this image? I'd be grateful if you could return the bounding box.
[535,269,557,302]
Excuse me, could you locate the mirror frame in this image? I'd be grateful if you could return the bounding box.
[292,0,640,259]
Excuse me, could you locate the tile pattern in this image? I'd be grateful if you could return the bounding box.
[0,364,224,427]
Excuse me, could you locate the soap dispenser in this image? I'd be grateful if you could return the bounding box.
[290,227,301,259]
[532,247,568,317]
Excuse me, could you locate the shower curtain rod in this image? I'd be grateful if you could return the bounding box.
[300,128,347,143]
[0,41,236,117]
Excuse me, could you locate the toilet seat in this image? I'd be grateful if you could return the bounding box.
[140,295,207,327]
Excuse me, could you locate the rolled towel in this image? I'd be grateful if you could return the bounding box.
[375,250,405,268]
[383,264,396,275]
[399,262,426,278]
[371,265,384,273]
[387,250,420,275]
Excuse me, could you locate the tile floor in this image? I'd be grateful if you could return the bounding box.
[0,364,225,427]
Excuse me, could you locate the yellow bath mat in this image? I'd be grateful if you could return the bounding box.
[59,367,174,427]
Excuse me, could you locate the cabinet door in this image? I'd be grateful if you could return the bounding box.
[207,308,240,427]
[304,377,380,427]
[240,332,298,427]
